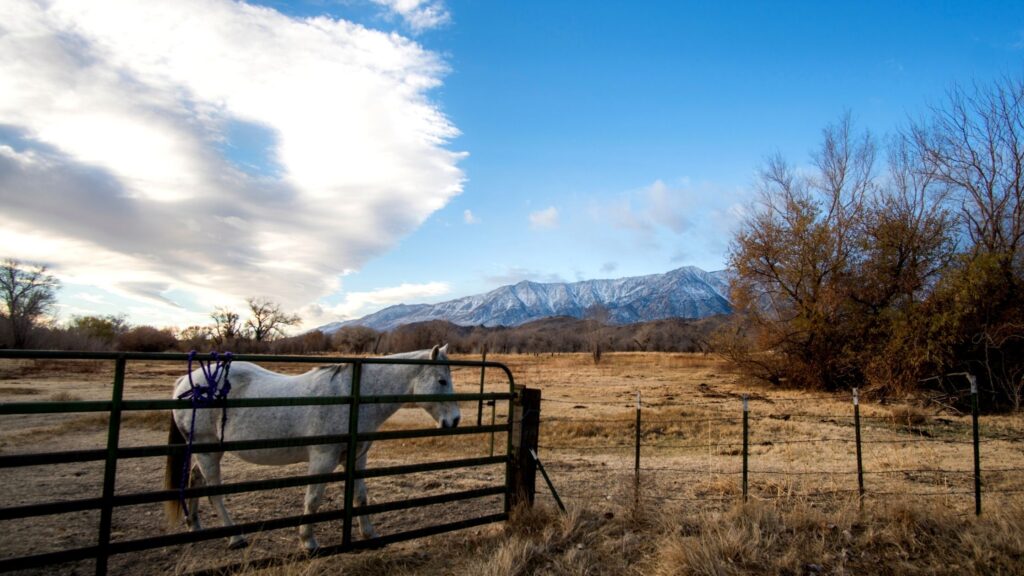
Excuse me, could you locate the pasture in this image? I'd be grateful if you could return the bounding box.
[1,353,1023,575]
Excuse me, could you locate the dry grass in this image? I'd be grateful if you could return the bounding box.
[0,359,108,379]
[649,498,1024,575]
[221,498,1024,576]
[2,410,168,442]
[889,405,931,429]
[48,390,82,402]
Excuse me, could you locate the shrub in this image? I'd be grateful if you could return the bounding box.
[117,326,177,352]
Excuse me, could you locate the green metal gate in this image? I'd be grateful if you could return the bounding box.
[0,350,517,575]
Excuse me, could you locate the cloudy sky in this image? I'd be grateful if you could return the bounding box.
[2,0,1023,330]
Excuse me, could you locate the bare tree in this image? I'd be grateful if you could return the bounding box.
[584,304,610,364]
[210,307,242,346]
[0,259,60,348]
[912,78,1024,266]
[244,297,301,342]
[332,325,381,354]
[69,314,129,347]
[179,324,214,351]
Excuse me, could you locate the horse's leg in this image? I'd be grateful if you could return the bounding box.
[298,449,338,553]
[194,453,248,549]
[354,444,378,539]
[185,463,204,531]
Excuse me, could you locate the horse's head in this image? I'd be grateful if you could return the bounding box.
[413,343,461,429]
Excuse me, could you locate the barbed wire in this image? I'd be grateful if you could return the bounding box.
[542,416,744,424]
[541,417,634,424]
[541,405,985,426]
[863,466,1024,475]
[539,444,634,451]
[537,460,1024,478]
[542,396,1017,421]
[542,434,1023,450]
[543,398,637,406]
[643,466,743,475]
[538,487,1024,504]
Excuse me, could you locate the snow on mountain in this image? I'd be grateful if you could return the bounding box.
[318,266,732,333]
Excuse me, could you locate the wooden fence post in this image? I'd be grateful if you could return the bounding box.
[510,386,541,508]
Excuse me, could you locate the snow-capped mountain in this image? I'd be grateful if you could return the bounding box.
[317,266,732,333]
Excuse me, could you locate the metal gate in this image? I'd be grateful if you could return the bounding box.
[0,350,520,575]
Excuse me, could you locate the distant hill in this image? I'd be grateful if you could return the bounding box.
[317,266,731,333]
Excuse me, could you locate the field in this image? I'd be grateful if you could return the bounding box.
[1,353,1023,575]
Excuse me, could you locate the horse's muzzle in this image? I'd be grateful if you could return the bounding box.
[442,415,461,429]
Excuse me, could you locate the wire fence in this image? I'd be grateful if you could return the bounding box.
[531,380,1024,515]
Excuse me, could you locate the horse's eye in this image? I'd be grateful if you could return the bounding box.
[438,379,448,387]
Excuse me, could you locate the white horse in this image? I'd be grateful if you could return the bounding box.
[164,344,460,552]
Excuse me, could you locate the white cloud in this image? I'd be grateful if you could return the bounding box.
[463,209,479,224]
[529,206,559,229]
[370,0,450,32]
[601,179,691,235]
[0,0,463,325]
[318,281,450,320]
[74,293,108,305]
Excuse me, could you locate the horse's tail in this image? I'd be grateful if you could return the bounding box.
[164,415,186,527]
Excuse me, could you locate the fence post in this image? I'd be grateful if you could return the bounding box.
[742,394,749,503]
[509,386,540,508]
[477,350,487,427]
[634,391,641,507]
[95,356,126,576]
[853,388,864,505]
[635,391,641,478]
[969,374,981,516]
[342,361,362,548]
[488,397,497,457]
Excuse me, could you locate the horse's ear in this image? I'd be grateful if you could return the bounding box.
[430,344,441,360]
[439,343,449,356]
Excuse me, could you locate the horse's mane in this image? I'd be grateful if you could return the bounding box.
[381,348,434,360]
[311,364,345,378]
[310,347,435,376]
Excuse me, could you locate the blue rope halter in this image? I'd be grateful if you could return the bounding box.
[177,350,232,516]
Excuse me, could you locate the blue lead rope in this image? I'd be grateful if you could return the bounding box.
[177,350,233,516]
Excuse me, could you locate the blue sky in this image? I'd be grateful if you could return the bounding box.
[1,0,1023,329]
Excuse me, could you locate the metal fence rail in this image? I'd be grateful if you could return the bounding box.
[0,350,518,575]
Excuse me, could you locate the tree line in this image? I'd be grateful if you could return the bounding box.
[319,315,725,357]
[722,78,1024,410]
[0,269,303,353]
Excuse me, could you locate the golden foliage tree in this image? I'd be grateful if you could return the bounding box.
[727,115,956,391]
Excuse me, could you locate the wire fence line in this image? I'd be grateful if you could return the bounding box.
[531,383,1023,514]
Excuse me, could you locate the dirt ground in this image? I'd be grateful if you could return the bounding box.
[1,353,1022,575]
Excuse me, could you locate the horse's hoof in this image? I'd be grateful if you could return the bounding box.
[228,538,249,550]
[303,546,322,558]
[301,538,320,556]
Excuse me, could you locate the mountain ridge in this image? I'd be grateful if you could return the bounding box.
[317,266,732,333]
